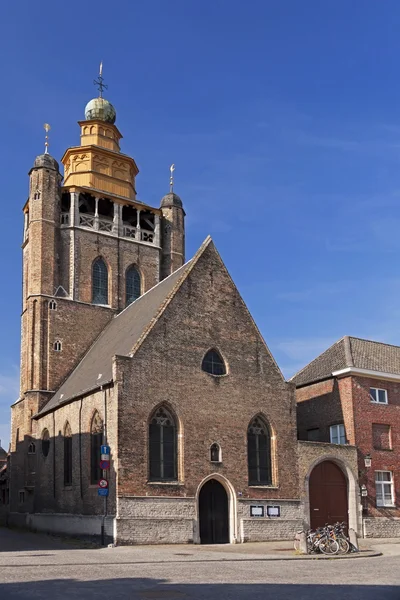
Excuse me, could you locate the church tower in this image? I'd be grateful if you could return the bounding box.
[11,75,185,506]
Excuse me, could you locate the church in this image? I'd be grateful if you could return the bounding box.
[8,80,361,545]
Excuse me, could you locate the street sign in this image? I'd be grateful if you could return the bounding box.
[99,479,108,489]
[101,445,110,455]
[98,488,109,497]
[100,460,110,470]
[101,454,110,461]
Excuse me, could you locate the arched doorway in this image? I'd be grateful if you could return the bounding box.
[309,460,348,529]
[199,479,229,544]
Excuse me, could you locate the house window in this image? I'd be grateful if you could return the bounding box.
[28,442,36,454]
[307,428,320,442]
[125,265,141,306]
[64,422,73,486]
[41,429,50,457]
[90,412,103,485]
[330,424,346,445]
[149,406,177,481]
[247,416,272,486]
[92,258,109,305]
[201,349,226,376]
[210,443,221,463]
[375,471,395,507]
[370,388,388,404]
[19,490,25,504]
[373,424,391,450]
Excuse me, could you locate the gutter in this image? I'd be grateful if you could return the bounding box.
[332,366,400,382]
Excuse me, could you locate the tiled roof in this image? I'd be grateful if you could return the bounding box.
[291,336,400,386]
[36,240,213,416]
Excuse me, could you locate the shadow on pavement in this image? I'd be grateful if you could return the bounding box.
[0,578,399,599]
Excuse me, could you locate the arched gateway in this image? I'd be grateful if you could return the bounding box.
[199,479,229,544]
[309,460,348,529]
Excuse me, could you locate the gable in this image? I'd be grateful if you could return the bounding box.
[131,239,284,383]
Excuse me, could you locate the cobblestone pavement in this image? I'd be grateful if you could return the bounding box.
[0,528,399,599]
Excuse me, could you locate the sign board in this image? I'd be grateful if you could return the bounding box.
[361,488,368,497]
[101,445,110,455]
[100,460,110,470]
[267,505,280,517]
[250,505,265,517]
[98,479,108,489]
[98,488,109,497]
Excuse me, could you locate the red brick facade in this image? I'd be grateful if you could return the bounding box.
[296,374,400,520]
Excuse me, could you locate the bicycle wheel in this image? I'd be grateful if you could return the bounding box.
[337,537,350,554]
[319,537,339,555]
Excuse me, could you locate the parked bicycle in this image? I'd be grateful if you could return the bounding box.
[294,522,352,555]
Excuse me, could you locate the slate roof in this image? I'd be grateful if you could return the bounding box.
[291,336,400,386]
[37,242,206,416]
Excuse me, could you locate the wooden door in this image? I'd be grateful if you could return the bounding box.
[199,479,229,544]
[309,461,348,529]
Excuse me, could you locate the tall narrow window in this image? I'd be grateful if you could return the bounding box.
[149,406,177,481]
[92,258,108,305]
[247,416,272,486]
[201,349,226,376]
[90,412,103,484]
[64,422,73,486]
[42,429,50,458]
[125,265,141,306]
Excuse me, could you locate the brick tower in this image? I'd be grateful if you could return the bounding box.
[11,81,185,511]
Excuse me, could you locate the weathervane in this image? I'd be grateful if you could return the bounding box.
[43,123,51,154]
[93,61,108,98]
[169,164,175,192]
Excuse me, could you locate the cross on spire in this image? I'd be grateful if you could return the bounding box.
[93,61,108,98]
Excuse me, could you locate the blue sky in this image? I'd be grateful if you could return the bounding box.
[2,1,400,447]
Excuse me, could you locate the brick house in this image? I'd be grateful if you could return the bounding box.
[8,84,360,544]
[293,336,400,537]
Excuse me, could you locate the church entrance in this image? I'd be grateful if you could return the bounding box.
[199,479,229,544]
[309,461,348,530]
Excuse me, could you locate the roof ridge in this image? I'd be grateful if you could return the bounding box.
[348,336,400,350]
[129,236,213,357]
[289,336,345,382]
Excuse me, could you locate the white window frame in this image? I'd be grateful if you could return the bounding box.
[330,423,346,444]
[370,387,388,404]
[375,471,395,507]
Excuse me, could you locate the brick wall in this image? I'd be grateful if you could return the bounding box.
[351,376,400,519]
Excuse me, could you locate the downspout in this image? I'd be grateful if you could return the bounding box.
[101,385,108,545]
[52,411,56,500]
[79,397,83,499]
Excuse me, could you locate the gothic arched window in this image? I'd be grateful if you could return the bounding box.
[247,416,272,486]
[90,412,103,484]
[210,443,221,463]
[201,349,226,376]
[149,406,177,481]
[64,422,72,486]
[125,265,141,306]
[41,429,50,458]
[92,258,109,305]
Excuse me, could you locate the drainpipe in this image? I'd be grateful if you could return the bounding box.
[101,386,108,545]
[79,397,83,499]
